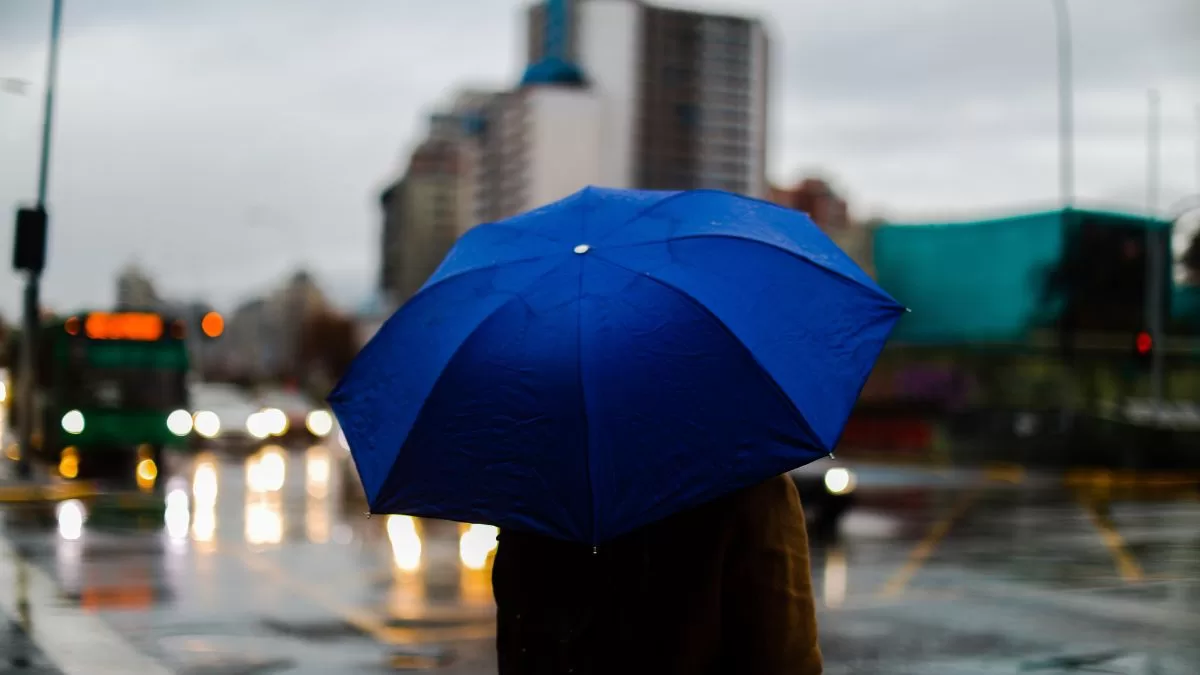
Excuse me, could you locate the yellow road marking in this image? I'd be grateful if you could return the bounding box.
[880,489,978,597]
[983,462,1025,484]
[1078,497,1145,583]
[0,481,99,503]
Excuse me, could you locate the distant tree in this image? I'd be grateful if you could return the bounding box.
[1183,228,1200,284]
[297,311,359,395]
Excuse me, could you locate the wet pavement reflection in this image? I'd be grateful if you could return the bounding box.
[0,445,1197,674]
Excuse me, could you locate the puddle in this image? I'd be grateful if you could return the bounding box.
[159,635,299,674]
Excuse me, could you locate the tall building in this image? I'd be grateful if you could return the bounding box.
[523,0,769,196]
[379,92,495,302]
[217,270,331,380]
[380,0,771,299]
[472,0,604,222]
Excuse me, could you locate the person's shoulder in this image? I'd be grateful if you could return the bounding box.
[731,473,802,516]
[741,473,800,500]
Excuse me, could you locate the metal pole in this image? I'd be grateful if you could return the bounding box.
[17,0,63,479]
[1146,89,1165,405]
[1051,0,1075,208]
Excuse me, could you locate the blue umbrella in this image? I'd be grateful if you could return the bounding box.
[331,187,904,544]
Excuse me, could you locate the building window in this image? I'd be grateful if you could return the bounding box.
[675,103,699,128]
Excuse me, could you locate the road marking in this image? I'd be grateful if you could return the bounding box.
[0,480,99,503]
[234,548,394,641]
[983,462,1025,484]
[879,489,978,597]
[0,535,174,675]
[1078,497,1145,583]
[233,548,495,645]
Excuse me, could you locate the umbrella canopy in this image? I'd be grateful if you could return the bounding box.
[331,187,904,544]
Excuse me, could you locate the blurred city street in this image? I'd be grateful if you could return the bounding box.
[2,441,1198,674]
[1,0,1199,671]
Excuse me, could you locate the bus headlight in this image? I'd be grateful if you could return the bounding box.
[193,411,221,439]
[166,409,194,436]
[824,467,856,495]
[305,410,333,437]
[61,410,85,435]
[246,412,271,440]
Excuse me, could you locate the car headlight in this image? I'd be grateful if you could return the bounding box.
[246,412,271,440]
[166,409,194,436]
[193,411,221,439]
[306,410,333,437]
[824,467,856,495]
[61,410,85,435]
[260,408,288,436]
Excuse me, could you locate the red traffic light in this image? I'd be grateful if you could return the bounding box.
[1135,331,1153,355]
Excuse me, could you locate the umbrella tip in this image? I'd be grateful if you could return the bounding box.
[905,307,913,313]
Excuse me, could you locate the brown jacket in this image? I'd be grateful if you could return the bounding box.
[492,474,823,674]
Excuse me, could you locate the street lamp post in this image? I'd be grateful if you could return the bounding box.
[15,0,63,479]
[1145,90,1165,406]
[1051,0,1075,208]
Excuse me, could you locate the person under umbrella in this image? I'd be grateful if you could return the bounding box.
[331,187,904,674]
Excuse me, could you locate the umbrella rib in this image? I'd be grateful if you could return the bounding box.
[589,190,691,247]
[575,256,596,543]
[412,253,556,302]
[604,233,903,310]
[589,253,827,455]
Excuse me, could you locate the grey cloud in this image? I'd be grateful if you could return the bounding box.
[0,0,1196,319]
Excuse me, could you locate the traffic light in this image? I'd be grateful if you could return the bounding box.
[200,311,224,338]
[1133,331,1153,369]
[13,206,48,273]
[1135,331,1152,355]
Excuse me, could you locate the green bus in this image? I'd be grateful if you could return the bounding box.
[13,311,193,487]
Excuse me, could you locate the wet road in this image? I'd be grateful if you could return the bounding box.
[1,445,1198,674]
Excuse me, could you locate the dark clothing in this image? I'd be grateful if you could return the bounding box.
[492,474,823,674]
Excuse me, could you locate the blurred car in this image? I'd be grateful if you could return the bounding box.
[188,382,260,448]
[253,389,337,445]
[788,457,857,539]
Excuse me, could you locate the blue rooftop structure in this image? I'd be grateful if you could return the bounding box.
[520,0,587,87]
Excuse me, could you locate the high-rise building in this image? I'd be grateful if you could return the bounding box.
[379,92,496,302]
[472,0,605,222]
[473,86,605,222]
[380,0,771,298]
[523,0,769,196]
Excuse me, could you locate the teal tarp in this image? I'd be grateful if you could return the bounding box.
[874,209,1173,344]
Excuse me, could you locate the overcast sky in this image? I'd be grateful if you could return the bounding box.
[0,0,1197,319]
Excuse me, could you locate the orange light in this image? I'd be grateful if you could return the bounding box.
[80,585,154,610]
[201,311,224,338]
[1136,331,1153,355]
[84,312,163,341]
[64,316,80,335]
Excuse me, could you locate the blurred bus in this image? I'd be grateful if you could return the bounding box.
[11,311,193,487]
